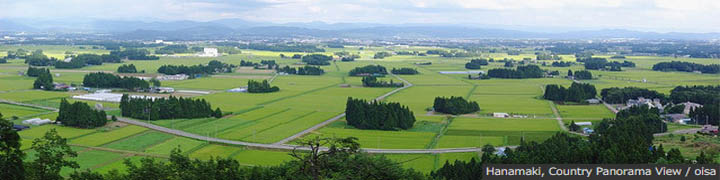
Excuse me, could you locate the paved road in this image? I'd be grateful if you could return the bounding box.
[0,99,59,112]
[273,74,414,145]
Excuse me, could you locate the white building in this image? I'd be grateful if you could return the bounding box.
[575,122,592,126]
[155,87,175,93]
[493,112,509,118]
[156,74,189,81]
[22,118,52,126]
[199,48,219,57]
[73,93,159,103]
[227,88,248,93]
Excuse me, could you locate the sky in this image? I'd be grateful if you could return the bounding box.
[1,0,719,33]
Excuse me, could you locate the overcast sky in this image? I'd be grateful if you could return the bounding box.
[1,0,719,33]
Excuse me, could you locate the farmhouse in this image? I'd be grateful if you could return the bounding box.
[575,122,592,126]
[679,102,702,115]
[585,99,600,104]
[156,74,189,81]
[621,97,663,110]
[227,87,248,93]
[198,47,219,57]
[22,118,52,126]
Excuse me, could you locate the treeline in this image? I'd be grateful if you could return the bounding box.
[32,68,54,90]
[670,85,720,105]
[345,97,415,130]
[600,87,665,104]
[349,65,388,76]
[248,80,279,93]
[536,53,562,60]
[215,43,325,52]
[110,49,159,60]
[82,72,149,90]
[433,96,480,115]
[573,70,592,80]
[276,65,325,75]
[155,45,192,54]
[426,49,479,58]
[120,94,222,120]
[157,60,235,76]
[487,65,544,79]
[24,50,59,66]
[361,76,403,88]
[391,68,418,75]
[652,61,720,74]
[117,64,138,73]
[373,52,392,59]
[551,61,574,67]
[543,82,597,102]
[465,59,489,69]
[582,57,634,71]
[302,54,332,65]
[57,99,107,128]
[690,103,719,125]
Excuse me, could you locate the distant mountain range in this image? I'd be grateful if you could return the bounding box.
[2,18,720,40]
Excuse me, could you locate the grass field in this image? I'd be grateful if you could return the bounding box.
[70,125,148,146]
[144,136,206,155]
[102,131,174,151]
[556,105,615,119]
[0,103,49,118]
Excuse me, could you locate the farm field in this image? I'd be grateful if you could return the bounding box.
[1,44,719,175]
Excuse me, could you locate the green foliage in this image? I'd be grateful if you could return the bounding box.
[26,129,79,180]
[569,121,581,132]
[573,70,592,80]
[487,65,544,79]
[361,76,404,88]
[670,85,720,105]
[601,87,665,104]
[57,99,108,128]
[653,61,720,74]
[431,158,483,180]
[27,66,48,77]
[276,65,325,75]
[349,65,388,76]
[433,96,480,115]
[345,97,416,130]
[154,45,190,54]
[690,103,719,126]
[33,68,54,90]
[465,59,488,69]
[543,82,596,102]
[391,68,419,75]
[110,49,159,60]
[120,94,219,120]
[247,80,279,93]
[551,61,574,67]
[82,72,149,90]
[373,51,392,59]
[117,64,138,73]
[536,53,562,60]
[0,114,25,180]
[25,50,58,66]
[665,104,685,114]
[301,54,332,65]
[157,60,235,75]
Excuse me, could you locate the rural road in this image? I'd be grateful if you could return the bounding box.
[0,99,59,112]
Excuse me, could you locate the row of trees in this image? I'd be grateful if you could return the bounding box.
[551,61,574,67]
[433,96,480,115]
[120,94,222,120]
[465,59,489,69]
[373,52,392,59]
[487,65,544,79]
[390,68,418,75]
[301,54,332,65]
[690,103,719,125]
[583,58,634,71]
[669,85,720,105]
[82,72,149,90]
[110,49,159,60]
[26,66,48,77]
[543,82,597,102]
[361,77,404,87]
[117,64,138,73]
[349,65,388,76]
[276,65,325,75]
[157,60,235,75]
[24,50,59,66]
[652,61,720,74]
[573,70,593,80]
[536,53,562,60]
[154,45,192,54]
[601,87,666,104]
[57,99,108,128]
[247,80,279,93]
[345,97,415,130]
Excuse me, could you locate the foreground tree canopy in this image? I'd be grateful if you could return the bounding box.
[345,97,415,130]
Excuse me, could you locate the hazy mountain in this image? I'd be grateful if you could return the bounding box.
[2,18,720,40]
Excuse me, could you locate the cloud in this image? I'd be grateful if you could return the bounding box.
[0,0,719,32]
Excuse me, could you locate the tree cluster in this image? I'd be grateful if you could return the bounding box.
[669,85,720,105]
[601,87,666,104]
[551,61,574,67]
[690,103,719,126]
[373,52,392,59]
[361,76,404,88]
[433,96,480,115]
[301,54,332,65]
[117,64,138,73]
[25,50,58,66]
[652,61,720,74]
[154,45,191,54]
[465,59,488,69]
[32,68,54,90]
[57,99,107,128]
[573,70,593,80]
[247,80,279,93]
[82,72,149,90]
[349,65,388,76]
[239,60,258,67]
[390,68,418,75]
[276,65,325,75]
[110,49,159,60]
[26,66,48,77]
[157,60,235,76]
[543,82,597,102]
[219,43,324,52]
[120,94,222,120]
[583,58,633,71]
[536,53,562,60]
[345,97,415,130]
[487,65,544,79]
